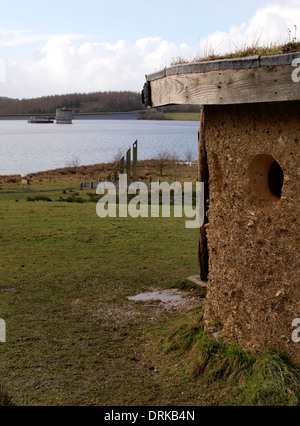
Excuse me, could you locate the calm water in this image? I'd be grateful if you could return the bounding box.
[0,118,199,176]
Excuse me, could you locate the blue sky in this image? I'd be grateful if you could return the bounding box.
[0,0,299,97]
[1,0,269,45]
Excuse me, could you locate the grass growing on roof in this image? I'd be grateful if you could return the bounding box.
[171,41,300,66]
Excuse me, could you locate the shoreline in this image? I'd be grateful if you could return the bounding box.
[0,159,198,188]
[0,112,141,121]
[0,111,200,121]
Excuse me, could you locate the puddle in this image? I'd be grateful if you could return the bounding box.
[128,289,192,308]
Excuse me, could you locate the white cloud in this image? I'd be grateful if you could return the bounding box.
[0,29,38,47]
[1,36,191,97]
[0,0,299,98]
[0,28,85,47]
[195,0,300,56]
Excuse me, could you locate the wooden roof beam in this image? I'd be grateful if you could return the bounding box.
[143,53,300,107]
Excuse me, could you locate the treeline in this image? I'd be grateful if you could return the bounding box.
[0,91,145,115]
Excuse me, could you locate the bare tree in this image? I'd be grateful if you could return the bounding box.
[170,152,180,180]
[66,156,81,174]
[155,151,172,177]
[112,148,125,164]
[184,149,196,166]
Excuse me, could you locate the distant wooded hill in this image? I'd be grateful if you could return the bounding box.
[0,91,145,115]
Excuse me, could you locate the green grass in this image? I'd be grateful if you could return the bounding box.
[157,309,300,406]
[0,180,81,193]
[0,190,200,406]
[0,386,14,406]
[1,188,299,406]
[26,195,53,202]
[164,113,200,121]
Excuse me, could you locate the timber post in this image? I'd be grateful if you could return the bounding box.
[126,148,131,181]
[120,156,125,175]
[113,163,119,182]
[132,140,138,181]
[198,106,209,282]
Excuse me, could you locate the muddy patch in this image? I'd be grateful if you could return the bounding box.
[128,289,201,311]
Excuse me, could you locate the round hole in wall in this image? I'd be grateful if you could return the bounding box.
[268,161,284,198]
[248,154,284,201]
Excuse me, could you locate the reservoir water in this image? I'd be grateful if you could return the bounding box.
[0,117,199,176]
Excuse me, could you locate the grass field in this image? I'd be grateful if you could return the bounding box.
[0,187,203,406]
[164,113,200,121]
[1,171,299,406]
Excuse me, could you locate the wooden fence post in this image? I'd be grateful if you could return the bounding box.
[120,156,125,175]
[132,140,138,181]
[126,148,131,181]
[113,163,119,182]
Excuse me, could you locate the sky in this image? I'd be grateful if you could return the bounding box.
[0,0,299,98]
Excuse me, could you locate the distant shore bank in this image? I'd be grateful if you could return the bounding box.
[0,111,200,121]
[0,159,198,188]
[0,112,141,121]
